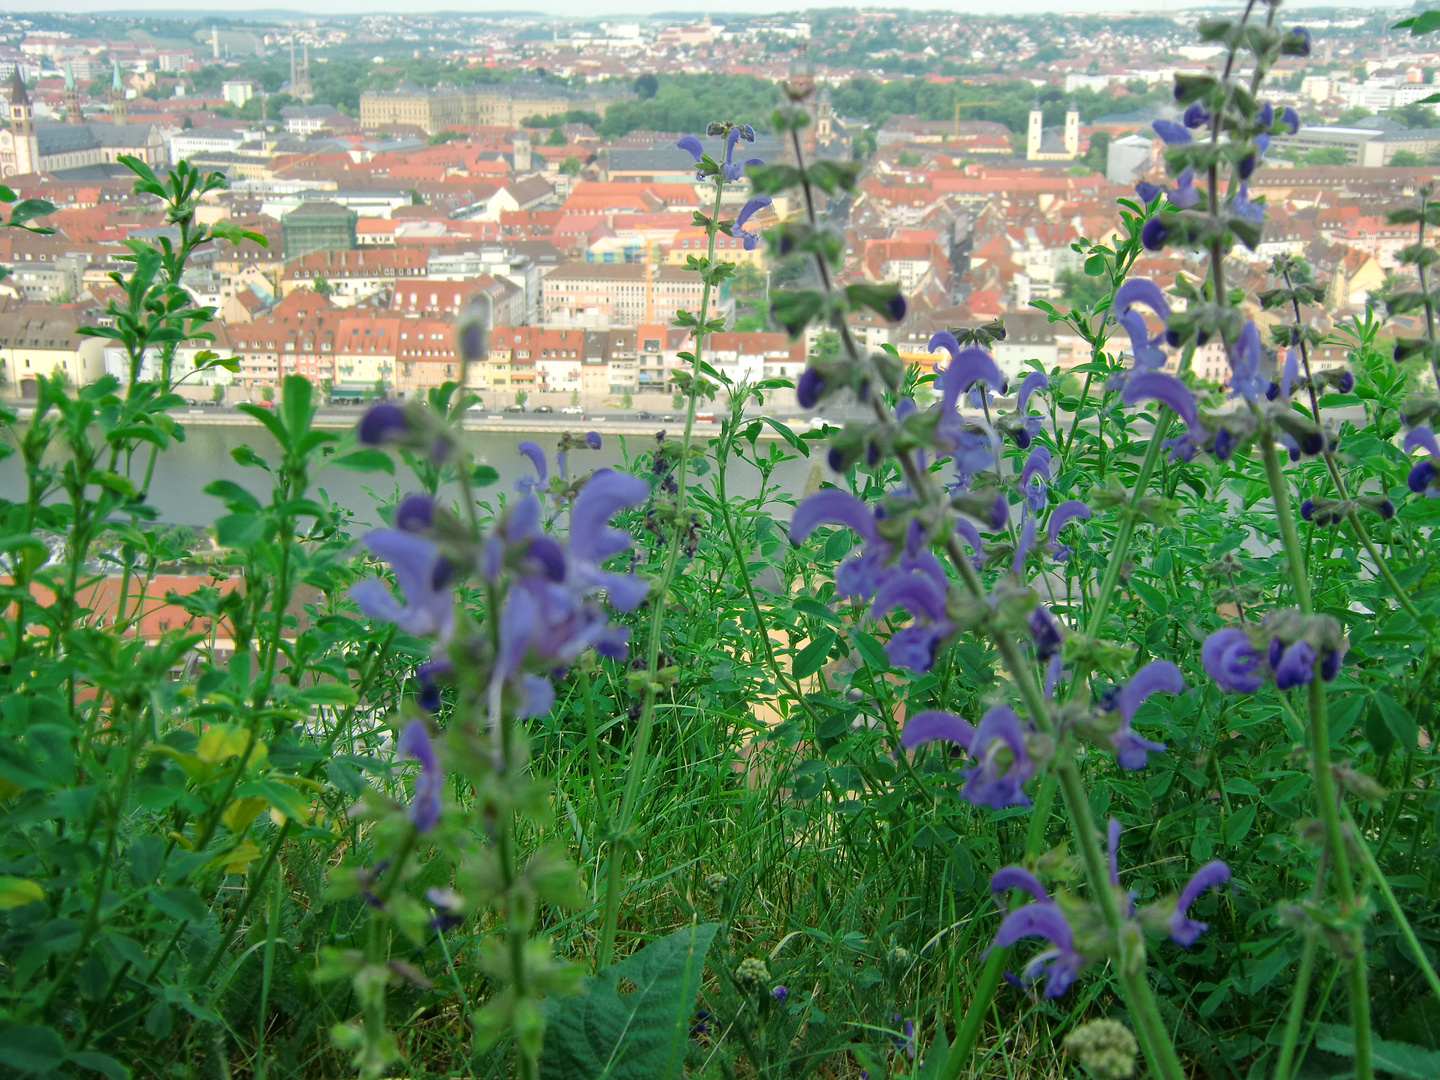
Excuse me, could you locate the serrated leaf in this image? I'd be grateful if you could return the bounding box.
[539,922,718,1080]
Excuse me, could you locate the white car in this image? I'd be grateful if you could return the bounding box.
[560,405,584,415]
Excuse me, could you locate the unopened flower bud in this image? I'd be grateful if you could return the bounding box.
[735,957,770,986]
[1064,1018,1138,1080]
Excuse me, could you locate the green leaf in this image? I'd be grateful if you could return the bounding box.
[328,449,394,474]
[214,513,265,549]
[473,464,500,488]
[1223,803,1256,846]
[539,922,718,1080]
[1315,1024,1440,1079]
[1374,691,1417,747]
[794,630,837,680]
[147,887,208,924]
[69,1050,129,1080]
[0,1026,66,1073]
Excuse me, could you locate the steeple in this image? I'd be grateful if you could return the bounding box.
[1064,98,1079,157]
[63,62,81,125]
[7,69,36,176]
[1026,101,1043,161]
[109,61,126,124]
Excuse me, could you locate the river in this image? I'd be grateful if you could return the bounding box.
[0,420,819,528]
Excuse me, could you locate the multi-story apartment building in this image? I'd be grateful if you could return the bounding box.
[541,262,720,328]
[279,248,429,304]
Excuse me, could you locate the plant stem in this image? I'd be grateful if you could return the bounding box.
[596,174,728,970]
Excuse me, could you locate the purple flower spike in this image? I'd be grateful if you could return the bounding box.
[1152,118,1191,145]
[991,865,1052,906]
[994,902,1084,998]
[1274,640,1316,690]
[1169,861,1232,946]
[791,490,879,544]
[1202,628,1263,693]
[1122,371,1199,428]
[360,402,408,446]
[900,709,976,752]
[395,493,436,533]
[1117,660,1184,723]
[398,719,442,834]
[350,530,456,641]
[960,706,1034,809]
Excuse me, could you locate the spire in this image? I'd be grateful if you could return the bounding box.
[63,62,74,91]
[111,61,122,93]
[9,67,30,109]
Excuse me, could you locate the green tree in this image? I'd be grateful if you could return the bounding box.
[515,389,528,407]
[1304,146,1350,165]
[1338,105,1373,125]
[620,390,633,410]
[809,328,842,363]
[634,73,658,100]
[569,388,579,406]
[546,127,566,146]
[314,276,333,297]
[1082,130,1112,173]
[1391,149,1425,166]
[261,383,274,402]
[1396,102,1440,129]
[1057,269,1109,311]
[211,382,225,403]
[672,392,685,410]
[560,156,583,176]
[897,149,922,167]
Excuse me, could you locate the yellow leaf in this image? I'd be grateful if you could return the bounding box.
[195,725,267,769]
[221,796,269,835]
[0,876,43,909]
[167,831,194,850]
[212,840,260,875]
[0,776,22,801]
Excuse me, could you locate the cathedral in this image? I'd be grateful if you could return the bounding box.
[0,68,166,180]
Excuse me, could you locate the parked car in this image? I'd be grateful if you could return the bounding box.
[503,404,526,413]
[533,405,554,414]
[560,405,584,415]
[636,411,655,420]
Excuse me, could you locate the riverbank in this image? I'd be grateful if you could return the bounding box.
[4,403,814,440]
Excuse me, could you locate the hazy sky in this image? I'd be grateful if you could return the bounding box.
[0,0,1415,17]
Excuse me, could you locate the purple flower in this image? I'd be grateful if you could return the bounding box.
[903,706,1042,804]
[1152,118,1191,145]
[1273,640,1316,690]
[961,706,1035,810]
[1021,444,1051,512]
[1114,278,1171,370]
[1011,511,1037,574]
[398,719,442,833]
[954,518,987,566]
[772,985,788,1003]
[567,469,652,611]
[930,333,1007,398]
[734,194,771,250]
[351,530,455,641]
[586,431,603,450]
[1012,369,1049,445]
[1029,605,1064,662]
[1122,371,1199,428]
[1410,461,1438,494]
[1046,499,1091,562]
[721,126,763,182]
[1136,180,1164,203]
[1202,628,1264,693]
[1232,184,1265,224]
[792,490,880,544]
[1183,102,1211,128]
[1108,660,1181,769]
[994,902,1084,998]
[677,134,704,164]
[871,573,952,672]
[796,367,826,409]
[394,493,435,534]
[1281,106,1300,134]
[516,440,549,495]
[1168,861,1231,946]
[416,657,450,712]
[1141,217,1171,251]
[991,865,1052,906]
[1170,166,1200,210]
[360,402,408,446]
[1288,26,1312,57]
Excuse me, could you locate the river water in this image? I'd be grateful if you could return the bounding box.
[0,422,818,528]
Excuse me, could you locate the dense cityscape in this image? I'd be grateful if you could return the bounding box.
[0,6,1432,409]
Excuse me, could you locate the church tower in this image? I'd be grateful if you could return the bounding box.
[109,62,127,124]
[815,87,835,146]
[513,130,531,173]
[63,63,81,124]
[1064,100,1080,157]
[1026,103,1043,161]
[290,36,312,99]
[9,69,36,176]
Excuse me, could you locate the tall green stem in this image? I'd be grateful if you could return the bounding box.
[596,176,728,970]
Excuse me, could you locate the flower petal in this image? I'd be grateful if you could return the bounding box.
[900,709,976,751]
[791,490,879,544]
[1117,659,1185,723]
[1122,371,1198,427]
